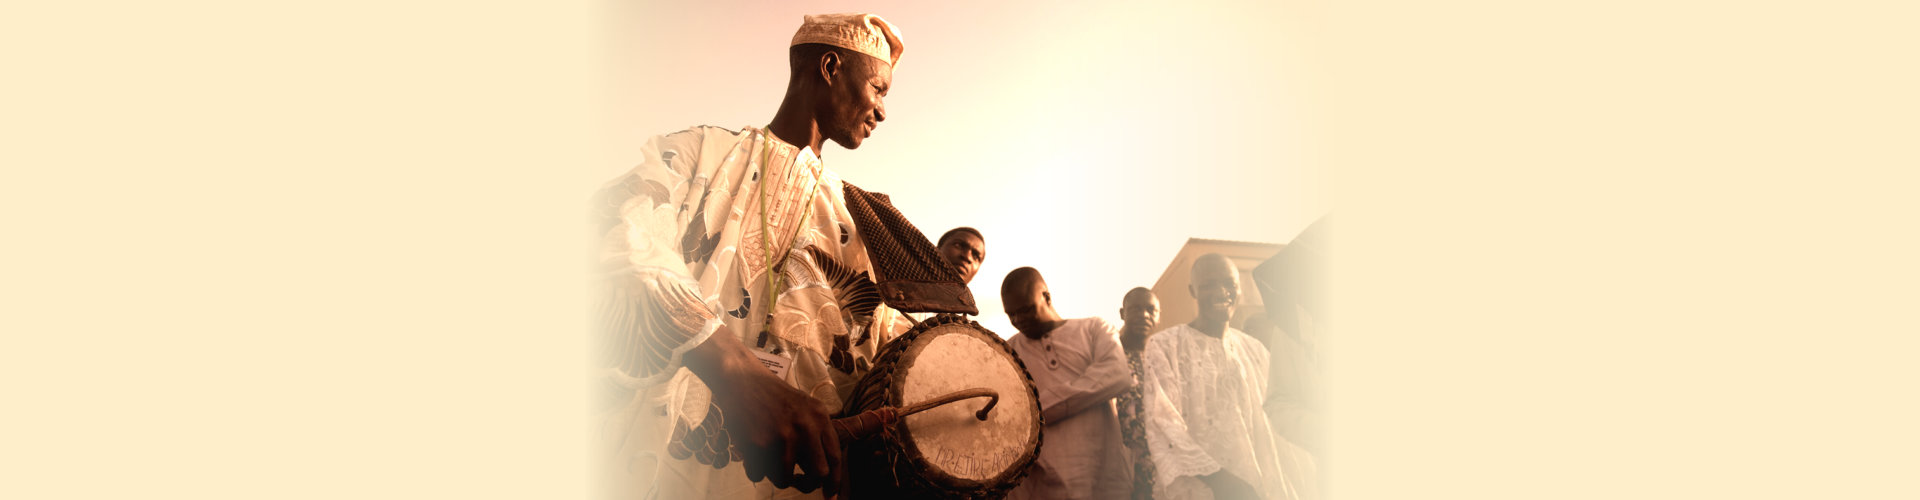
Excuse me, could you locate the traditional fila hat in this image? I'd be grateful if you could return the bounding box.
[790,13,903,67]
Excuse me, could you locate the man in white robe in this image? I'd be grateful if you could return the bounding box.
[1142,254,1294,500]
[1000,267,1135,500]
[594,13,922,500]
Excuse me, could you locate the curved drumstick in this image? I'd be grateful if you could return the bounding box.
[791,388,997,494]
[898,387,999,420]
[831,387,999,442]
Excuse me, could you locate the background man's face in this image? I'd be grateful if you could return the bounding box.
[1189,259,1240,325]
[823,55,891,150]
[1120,292,1160,336]
[1001,281,1051,338]
[939,233,985,284]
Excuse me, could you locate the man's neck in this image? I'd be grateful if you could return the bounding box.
[1021,318,1068,340]
[1120,329,1148,354]
[767,95,825,157]
[1189,318,1229,338]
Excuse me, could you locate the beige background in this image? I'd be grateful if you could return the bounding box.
[598,0,1328,340]
[5,1,1917,499]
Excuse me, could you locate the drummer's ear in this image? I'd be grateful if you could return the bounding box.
[1043,291,1052,305]
[817,50,842,87]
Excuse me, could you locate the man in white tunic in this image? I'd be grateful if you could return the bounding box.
[1000,267,1135,500]
[1142,254,1294,500]
[594,13,926,500]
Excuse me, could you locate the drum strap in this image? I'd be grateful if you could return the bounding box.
[841,182,978,314]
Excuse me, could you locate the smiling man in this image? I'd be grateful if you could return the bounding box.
[594,13,913,500]
[1140,254,1295,500]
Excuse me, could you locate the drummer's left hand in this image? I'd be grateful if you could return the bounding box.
[683,330,847,498]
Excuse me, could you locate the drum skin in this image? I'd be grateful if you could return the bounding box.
[840,314,1043,499]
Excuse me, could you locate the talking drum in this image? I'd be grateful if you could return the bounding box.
[835,314,1042,499]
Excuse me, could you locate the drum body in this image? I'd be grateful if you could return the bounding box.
[841,314,1042,499]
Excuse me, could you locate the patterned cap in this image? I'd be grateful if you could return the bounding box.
[790,13,903,67]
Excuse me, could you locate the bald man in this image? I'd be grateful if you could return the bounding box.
[1000,267,1135,500]
[1141,254,1294,500]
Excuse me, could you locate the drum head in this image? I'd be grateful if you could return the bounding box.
[897,322,1039,482]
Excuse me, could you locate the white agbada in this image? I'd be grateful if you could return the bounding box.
[1005,317,1135,500]
[1142,324,1296,500]
[595,14,912,500]
[594,126,914,500]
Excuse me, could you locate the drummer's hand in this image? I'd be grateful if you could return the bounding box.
[1200,471,1264,500]
[683,330,847,499]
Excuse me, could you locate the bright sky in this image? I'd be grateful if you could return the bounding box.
[595,0,1329,338]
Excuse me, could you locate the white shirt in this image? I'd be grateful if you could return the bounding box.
[1141,324,1296,500]
[1005,317,1135,500]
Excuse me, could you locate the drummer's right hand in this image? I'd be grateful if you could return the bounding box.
[684,331,847,499]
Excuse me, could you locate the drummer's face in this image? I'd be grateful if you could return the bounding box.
[820,52,891,150]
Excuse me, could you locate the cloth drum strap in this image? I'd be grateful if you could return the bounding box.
[840,182,977,315]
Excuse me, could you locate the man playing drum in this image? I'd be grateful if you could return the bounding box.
[1141,254,1296,500]
[594,13,918,500]
[1000,267,1136,500]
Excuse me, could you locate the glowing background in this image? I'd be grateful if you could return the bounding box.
[15,1,1917,499]
[595,0,1329,336]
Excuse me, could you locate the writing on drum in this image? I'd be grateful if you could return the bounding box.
[928,446,1016,480]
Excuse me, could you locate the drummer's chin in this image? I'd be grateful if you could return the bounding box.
[831,134,864,150]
